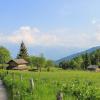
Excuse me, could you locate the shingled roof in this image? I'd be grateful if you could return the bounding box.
[8,59,28,64]
[87,65,98,69]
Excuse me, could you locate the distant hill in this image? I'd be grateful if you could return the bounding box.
[56,46,100,64]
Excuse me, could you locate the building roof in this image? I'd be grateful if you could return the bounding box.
[8,59,28,64]
[87,65,98,69]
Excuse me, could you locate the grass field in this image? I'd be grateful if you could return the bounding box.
[0,70,100,100]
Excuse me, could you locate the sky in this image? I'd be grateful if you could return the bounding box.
[0,0,100,60]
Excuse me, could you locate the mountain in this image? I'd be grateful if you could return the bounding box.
[56,46,100,64]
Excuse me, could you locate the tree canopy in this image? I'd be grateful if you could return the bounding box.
[17,41,29,60]
[28,55,54,71]
[59,49,100,70]
[0,46,11,64]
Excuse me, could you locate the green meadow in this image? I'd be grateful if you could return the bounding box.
[0,70,100,100]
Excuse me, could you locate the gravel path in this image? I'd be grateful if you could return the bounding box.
[0,80,8,100]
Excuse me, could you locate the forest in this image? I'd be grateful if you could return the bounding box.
[59,49,100,70]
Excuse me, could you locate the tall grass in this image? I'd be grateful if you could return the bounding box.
[0,70,100,100]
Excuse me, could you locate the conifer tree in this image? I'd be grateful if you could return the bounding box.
[94,49,100,65]
[17,41,29,59]
[83,53,91,69]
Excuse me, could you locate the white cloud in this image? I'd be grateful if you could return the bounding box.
[91,19,97,24]
[91,18,100,25]
[0,26,60,47]
[0,26,100,49]
[8,26,36,45]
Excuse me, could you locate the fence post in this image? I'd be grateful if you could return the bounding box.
[12,73,15,100]
[16,91,20,100]
[30,78,34,94]
[56,91,63,100]
[20,74,23,81]
[12,73,15,80]
[6,71,8,75]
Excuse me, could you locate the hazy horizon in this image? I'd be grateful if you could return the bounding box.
[0,0,100,60]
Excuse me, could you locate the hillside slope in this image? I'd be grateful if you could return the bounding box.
[56,46,100,64]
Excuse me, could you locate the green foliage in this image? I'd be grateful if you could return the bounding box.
[27,56,36,68]
[59,49,100,70]
[0,70,100,100]
[59,61,69,69]
[81,53,91,70]
[17,41,29,60]
[28,55,55,71]
[28,55,46,71]
[45,60,54,71]
[91,49,100,66]
[0,46,11,68]
[62,79,98,100]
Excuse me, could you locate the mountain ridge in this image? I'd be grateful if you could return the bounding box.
[56,46,100,64]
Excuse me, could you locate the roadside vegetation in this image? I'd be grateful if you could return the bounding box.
[0,70,100,100]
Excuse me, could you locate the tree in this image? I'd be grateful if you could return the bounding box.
[28,54,46,71]
[59,61,70,69]
[68,60,78,69]
[72,56,84,70]
[0,46,11,68]
[37,54,46,71]
[17,41,29,60]
[83,53,91,69]
[27,56,36,68]
[94,49,100,65]
[90,52,95,65]
[45,60,54,71]
[59,49,100,70]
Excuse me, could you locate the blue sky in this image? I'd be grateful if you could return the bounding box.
[0,0,100,60]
